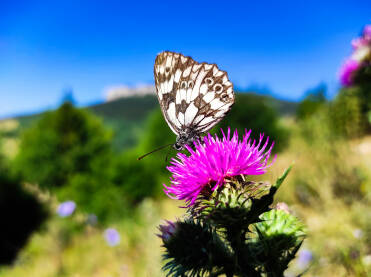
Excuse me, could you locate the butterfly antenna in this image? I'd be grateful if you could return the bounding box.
[137,143,173,161]
[165,146,173,162]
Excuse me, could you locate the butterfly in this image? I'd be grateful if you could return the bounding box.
[154,51,235,150]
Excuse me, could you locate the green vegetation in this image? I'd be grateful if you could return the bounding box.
[14,101,113,189]
[296,85,326,120]
[330,86,371,138]
[13,101,131,223]
[0,91,370,276]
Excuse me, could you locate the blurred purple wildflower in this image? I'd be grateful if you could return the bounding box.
[104,228,120,246]
[351,37,367,50]
[164,128,275,206]
[352,25,371,49]
[363,25,371,40]
[157,220,177,243]
[57,200,76,217]
[275,202,290,214]
[297,249,313,269]
[339,59,360,86]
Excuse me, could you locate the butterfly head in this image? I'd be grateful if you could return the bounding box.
[174,129,201,151]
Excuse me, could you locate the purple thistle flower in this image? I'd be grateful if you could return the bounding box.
[339,59,360,87]
[157,220,177,243]
[104,228,120,247]
[57,200,76,217]
[164,128,275,206]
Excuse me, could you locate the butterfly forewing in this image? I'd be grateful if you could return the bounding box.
[154,51,234,149]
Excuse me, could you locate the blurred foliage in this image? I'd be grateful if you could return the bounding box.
[297,78,371,140]
[296,85,327,120]
[13,102,129,223]
[330,67,371,138]
[12,102,177,223]
[14,101,113,189]
[353,62,371,94]
[329,87,369,138]
[111,109,177,205]
[89,95,159,150]
[0,139,48,265]
[215,94,289,152]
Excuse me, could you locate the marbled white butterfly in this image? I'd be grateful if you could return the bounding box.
[138,51,235,160]
[155,51,235,150]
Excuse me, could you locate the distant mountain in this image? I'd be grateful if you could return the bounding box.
[1,93,298,151]
[104,84,155,102]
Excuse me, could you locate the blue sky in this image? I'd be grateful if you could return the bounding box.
[0,0,370,118]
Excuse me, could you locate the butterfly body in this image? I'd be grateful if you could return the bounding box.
[174,128,201,150]
[154,51,235,150]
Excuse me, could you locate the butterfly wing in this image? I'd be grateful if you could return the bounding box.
[154,51,234,135]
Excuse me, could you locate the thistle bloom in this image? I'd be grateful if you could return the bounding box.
[57,200,76,217]
[164,128,275,206]
[339,59,360,87]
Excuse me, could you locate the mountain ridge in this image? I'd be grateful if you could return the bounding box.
[0,92,298,151]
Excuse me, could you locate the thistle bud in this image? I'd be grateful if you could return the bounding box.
[158,220,177,243]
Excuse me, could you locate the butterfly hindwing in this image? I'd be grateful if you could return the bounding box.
[154,51,234,147]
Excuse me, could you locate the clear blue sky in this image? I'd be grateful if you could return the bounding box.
[0,0,370,118]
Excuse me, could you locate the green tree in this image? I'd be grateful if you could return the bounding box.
[15,101,113,189]
[14,101,129,222]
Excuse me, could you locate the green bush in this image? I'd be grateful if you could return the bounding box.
[215,94,289,152]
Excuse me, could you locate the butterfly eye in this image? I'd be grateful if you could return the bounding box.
[180,81,187,89]
[188,81,194,89]
[214,84,223,94]
[205,77,214,86]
